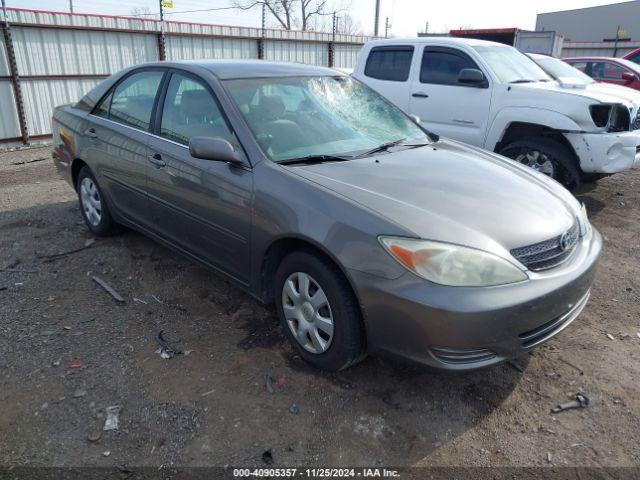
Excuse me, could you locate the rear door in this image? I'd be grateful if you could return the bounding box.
[408,46,492,147]
[88,69,166,227]
[357,45,415,111]
[145,70,253,284]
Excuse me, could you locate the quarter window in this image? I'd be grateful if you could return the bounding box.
[160,73,233,146]
[364,47,414,82]
[420,49,478,86]
[107,71,164,130]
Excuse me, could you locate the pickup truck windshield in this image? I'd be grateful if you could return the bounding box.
[473,45,551,84]
[224,75,430,163]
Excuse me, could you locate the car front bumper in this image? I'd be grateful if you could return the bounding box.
[351,228,602,370]
[565,129,640,173]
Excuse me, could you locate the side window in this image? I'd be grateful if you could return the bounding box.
[627,52,640,65]
[566,61,588,74]
[420,49,478,86]
[364,47,414,82]
[109,71,164,130]
[593,62,630,80]
[160,73,233,146]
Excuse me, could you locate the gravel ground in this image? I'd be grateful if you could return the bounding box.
[0,146,639,470]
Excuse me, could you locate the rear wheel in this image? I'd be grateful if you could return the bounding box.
[76,166,117,236]
[274,250,365,371]
[498,137,581,190]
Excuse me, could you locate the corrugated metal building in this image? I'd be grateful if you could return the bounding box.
[0,7,372,147]
[537,1,640,42]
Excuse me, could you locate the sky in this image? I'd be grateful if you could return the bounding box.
[10,0,629,36]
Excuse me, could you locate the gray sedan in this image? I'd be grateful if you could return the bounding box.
[52,60,601,371]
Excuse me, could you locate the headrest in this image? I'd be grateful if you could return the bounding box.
[259,95,285,119]
[181,89,212,117]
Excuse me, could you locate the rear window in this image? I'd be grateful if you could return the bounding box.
[364,46,414,82]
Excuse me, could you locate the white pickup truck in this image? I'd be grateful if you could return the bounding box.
[353,37,640,189]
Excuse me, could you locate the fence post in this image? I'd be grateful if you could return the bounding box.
[328,11,335,68]
[1,17,29,145]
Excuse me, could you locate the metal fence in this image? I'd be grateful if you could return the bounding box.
[0,7,371,147]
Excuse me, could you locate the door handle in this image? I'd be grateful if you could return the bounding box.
[148,153,166,168]
[412,92,429,98]
[84,127,98,138]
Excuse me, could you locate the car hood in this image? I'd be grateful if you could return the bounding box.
[518,80,639,108]
[292,140,581,259]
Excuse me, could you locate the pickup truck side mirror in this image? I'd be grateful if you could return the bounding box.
[621,71,636,84]
[458,68,486,86]
[189,136,245,166]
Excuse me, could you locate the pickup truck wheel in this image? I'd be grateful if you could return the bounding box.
[76,166,117,236]
[498,137,581,190]
[275,250,366,371]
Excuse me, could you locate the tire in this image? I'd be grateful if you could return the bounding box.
[76,166,117,236]
[274,250,366,371]
[498,137,582,190]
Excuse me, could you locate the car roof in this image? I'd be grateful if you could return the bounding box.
[136,60,340,80]
[364,37,503,48]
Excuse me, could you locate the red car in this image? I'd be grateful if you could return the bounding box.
[563,56,640,91]
[624,48,640,65]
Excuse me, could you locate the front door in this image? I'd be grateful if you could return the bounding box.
[146,71,253,284]
[408,46,492,147]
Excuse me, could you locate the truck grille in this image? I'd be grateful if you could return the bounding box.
[510,220,579,271]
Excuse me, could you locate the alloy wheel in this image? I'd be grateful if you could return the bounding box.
[281,271,334,354]
[80,177,102,226]
[515,149,555,177]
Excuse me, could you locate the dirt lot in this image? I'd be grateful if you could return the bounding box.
[0,146,639,470]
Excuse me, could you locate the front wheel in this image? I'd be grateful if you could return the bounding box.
[274,250,366,371]
[498,137,581,190]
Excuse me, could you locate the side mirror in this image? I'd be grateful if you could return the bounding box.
[458,68,486,86]
[189,136,244,165]
[621,71,636,84]
[411,114,421,124]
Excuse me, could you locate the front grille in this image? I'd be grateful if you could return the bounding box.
[634,110,640,130]
[510,220,580,272]
[429,346,497,365]
[518,290,590,348]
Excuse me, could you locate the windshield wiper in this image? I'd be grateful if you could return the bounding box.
[355,138,431,158]
[354,138,408,158]
[279,154,353,166]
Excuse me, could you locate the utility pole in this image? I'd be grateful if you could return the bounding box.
[373,0,380,37]
[384,16,389,38]
[1,0,7,22]
[332,11,337,39]
[613,25,620,57]
[69,0,73,13]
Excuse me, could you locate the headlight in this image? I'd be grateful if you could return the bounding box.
[379,237,528,287]
[589,104,630,131]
